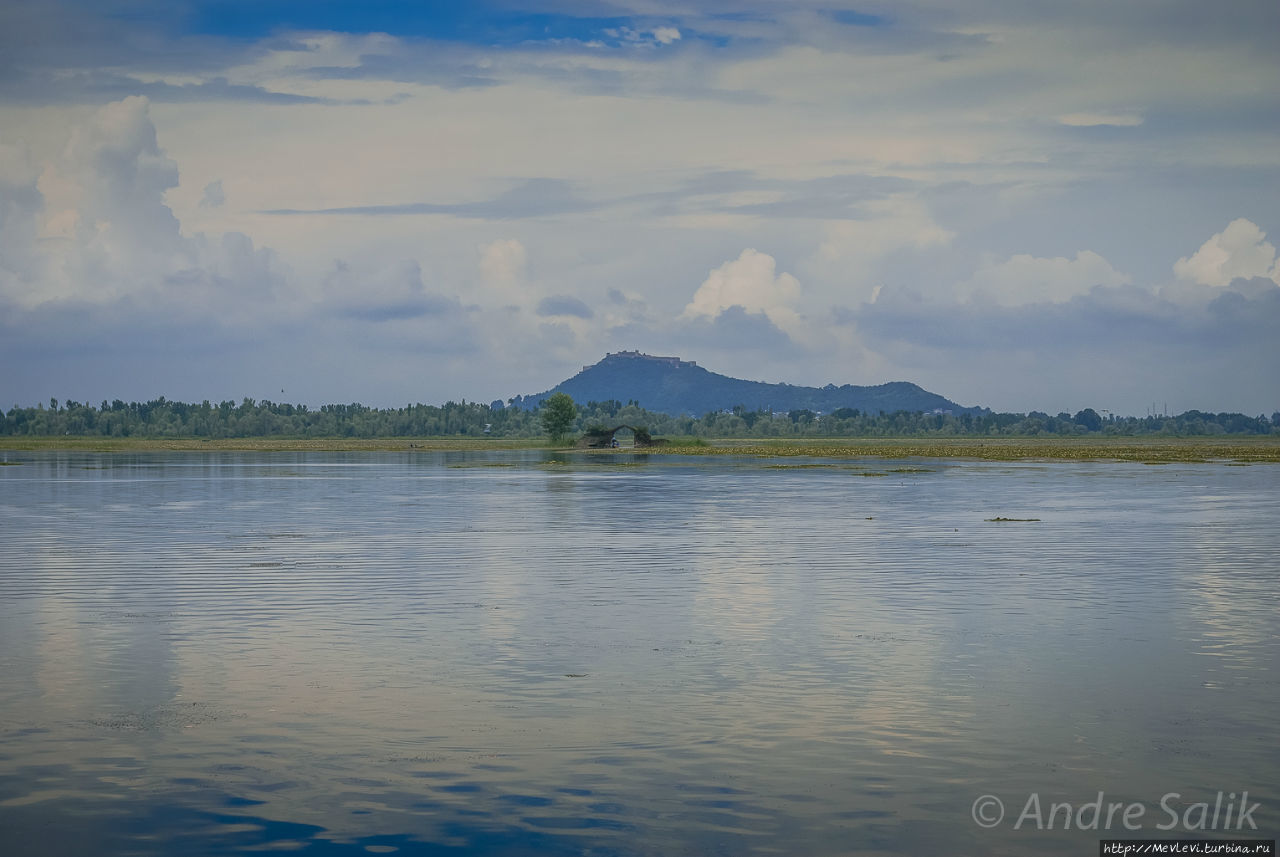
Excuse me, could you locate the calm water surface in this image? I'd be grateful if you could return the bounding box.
[1,451,1277,856]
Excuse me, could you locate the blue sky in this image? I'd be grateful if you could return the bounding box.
[1,0,1278,413]
[181,2,638,43]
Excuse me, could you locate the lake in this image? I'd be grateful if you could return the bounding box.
[1,450,1277,855]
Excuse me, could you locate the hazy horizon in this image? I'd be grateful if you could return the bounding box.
[2,1,1278,415]
[7,346,1269,422]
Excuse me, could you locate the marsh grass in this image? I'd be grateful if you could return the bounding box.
[660,436,709,448]
[1,437,547,453]
[653,437,1280,463]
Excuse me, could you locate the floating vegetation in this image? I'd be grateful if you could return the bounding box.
[641,438,1280,463]
[764,463,836,469]
[86,700,243,732]
[985,517,1040,522]
[98,610,175,623]
[564,674,588,678]
[887,467,934,473]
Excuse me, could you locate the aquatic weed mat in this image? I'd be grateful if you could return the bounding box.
[646,437,1280,463]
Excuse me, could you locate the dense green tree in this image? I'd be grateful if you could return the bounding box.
[1073,408,1103,432]
[540,392,578,441]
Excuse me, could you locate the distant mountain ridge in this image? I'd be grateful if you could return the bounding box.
[507,351,986,416]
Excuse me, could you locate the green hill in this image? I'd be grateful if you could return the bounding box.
[508,351,985,416]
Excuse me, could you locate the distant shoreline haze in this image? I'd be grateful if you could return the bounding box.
[4,354,1276,439]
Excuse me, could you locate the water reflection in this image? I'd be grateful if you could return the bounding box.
[0,452,1277,855]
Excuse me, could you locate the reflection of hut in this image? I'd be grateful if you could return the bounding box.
[575,425,665,449]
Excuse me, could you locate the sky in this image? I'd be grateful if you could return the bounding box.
[1,0,1278,415]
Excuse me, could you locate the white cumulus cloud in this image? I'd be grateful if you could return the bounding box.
[1173,218,1279,287]
[957,250,1131,306]
[811,197,954,304]
[604,26,682,46]
[651,27,682,45]
[477,238,527,302]
[682,248,802,334]
[0,96,288,320]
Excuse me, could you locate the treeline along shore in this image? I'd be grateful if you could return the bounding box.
[2,397,1278,450]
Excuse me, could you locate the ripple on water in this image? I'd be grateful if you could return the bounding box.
[0,451,1278,855]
